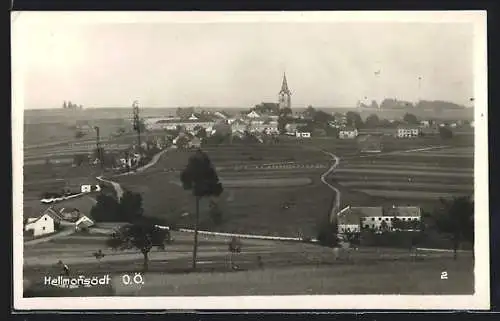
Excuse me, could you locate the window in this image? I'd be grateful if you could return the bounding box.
[378,217,382,221]
[44,217,47,221]
[364,225,369,229]
[42,227,45,231]
[371,218,375,221]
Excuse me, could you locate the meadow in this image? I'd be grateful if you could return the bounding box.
[23,231,474,296]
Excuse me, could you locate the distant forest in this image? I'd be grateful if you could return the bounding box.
[358,99,470,110]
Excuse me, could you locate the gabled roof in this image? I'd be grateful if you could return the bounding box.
[75,215,94,227]
[340,127,357,132]
[397,124,421,129]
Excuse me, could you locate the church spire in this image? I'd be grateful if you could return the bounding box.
[280,72,291,94]
[278,72,292,110]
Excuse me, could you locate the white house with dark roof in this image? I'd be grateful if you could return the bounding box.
[337,205,421,234]
[24,207,63,237]
[75,215,95,231]
[339,127,359,139]
[397,125,421,138]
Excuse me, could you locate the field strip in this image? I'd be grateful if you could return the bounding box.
[338,164,473,172]
[334,168,472,177]
[338,181,473,191]
[356,189,471,199]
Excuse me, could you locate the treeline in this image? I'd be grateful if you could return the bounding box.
[360,99,467,110]
[63,101,83,109]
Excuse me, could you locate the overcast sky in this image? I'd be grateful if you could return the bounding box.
[19,20,474,109]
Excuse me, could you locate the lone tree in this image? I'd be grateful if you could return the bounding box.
[435,196,474,260]
[106,222,170,272]
[180,149,223,269]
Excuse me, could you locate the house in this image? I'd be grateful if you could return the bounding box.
[295,131,311,138]
[420,120,430,128]
[339,127,359,139]
[336,205,421,234]
[75,215,95,231]
[188,113,199,121]
[397,125,421,138]
[24,207,62,237]
[246,110,261,119]
[188,137,202,149]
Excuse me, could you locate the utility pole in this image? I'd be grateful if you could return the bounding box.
[94,126,104,171]
[417,76,422,107]
[133,100,142,150]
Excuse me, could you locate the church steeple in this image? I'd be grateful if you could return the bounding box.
[278,72,292,110]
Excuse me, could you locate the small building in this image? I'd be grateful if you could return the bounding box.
[188,137,202,149]
[188,113,199,121]
[296,131,311,138]
[75,215,95,231]
[339,127,359,139]
[420,120,430,128]
[246,110,261,119]
[397,125,421,138]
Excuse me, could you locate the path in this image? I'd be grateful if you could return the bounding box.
[96,176,124,200]
[319,151,341,223]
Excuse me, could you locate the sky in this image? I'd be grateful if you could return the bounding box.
[17,18,475,109]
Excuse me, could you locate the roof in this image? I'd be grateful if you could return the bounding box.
[75,215,95,227]
[384,206,421,217]
[397,124,421,129]
[340,127,357,132]
[337,206,383,225]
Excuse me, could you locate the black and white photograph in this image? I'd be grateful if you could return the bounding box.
[12,11,489,310]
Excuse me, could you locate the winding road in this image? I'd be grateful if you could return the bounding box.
[320,151,341,223]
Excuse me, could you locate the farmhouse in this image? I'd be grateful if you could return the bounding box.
[24,207,63,237]
[397,125,421,138]
[339,127,359,139]
[337,205,421,233]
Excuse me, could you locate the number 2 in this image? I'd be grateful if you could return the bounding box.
[441,271,448,280]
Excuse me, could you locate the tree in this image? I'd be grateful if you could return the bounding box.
[435,196,474,260]
[180,150,224,269]
[106,222,170,272]
[313,110,333,124]
[118,190,144,222]
[345,111,363,128]
[403,113,419,124]
[277,117,289,134]
[439,127,453,139]
[316,217,338,247]
[90,194,120,222]
[364,114,380,128]
[194,126,207,139]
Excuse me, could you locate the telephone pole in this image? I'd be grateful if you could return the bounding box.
[94,126,104,171]
[132,100,142,150]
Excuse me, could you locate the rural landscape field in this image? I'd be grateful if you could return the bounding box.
[21,105,476,297]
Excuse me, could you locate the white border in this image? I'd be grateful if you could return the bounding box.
[12,11,489,310]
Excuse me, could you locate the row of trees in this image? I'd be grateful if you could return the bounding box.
[358,99,467,110]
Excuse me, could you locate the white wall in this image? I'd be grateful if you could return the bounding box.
[25,214,55,237]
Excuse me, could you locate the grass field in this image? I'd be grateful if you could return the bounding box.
[23,231,474,296]
[113,145,333,238]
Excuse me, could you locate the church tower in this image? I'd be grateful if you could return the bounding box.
[278,73,292,110]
